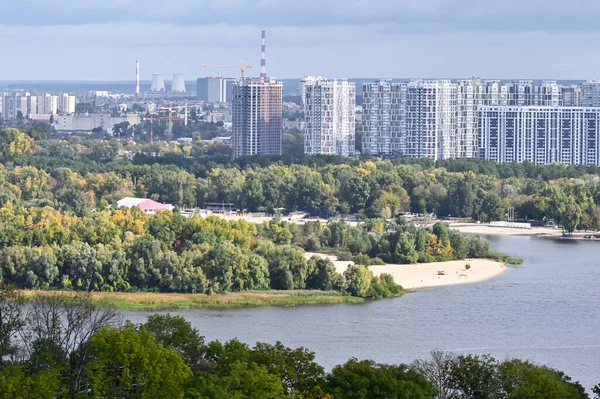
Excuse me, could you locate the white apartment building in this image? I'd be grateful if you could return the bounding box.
[57,93,76,114]
[232,78,283,158]
[361,80,404,156]
[197,77,236,103]
[54,114,140,132]
[478,106,600,166]
[302,77,356,156]
[403,80,458,160]
[1,93,18,120]
[581,80,600,107]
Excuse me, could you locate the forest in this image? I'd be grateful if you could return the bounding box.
[1,126,599,234]
[0,290,597,399]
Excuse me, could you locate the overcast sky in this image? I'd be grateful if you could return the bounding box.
[1,0,600,80]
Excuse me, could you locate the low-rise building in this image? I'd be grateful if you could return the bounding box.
[117,197,174,214]
[54,114,140,133]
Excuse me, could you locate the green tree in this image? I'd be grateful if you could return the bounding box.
[140,314,207,371]
[499,359,588,399]
[344,265,373,298]
[325,358,437,399]
[185,362,286,399]
[83,324,192,399]
[448,354,503,399]
[394,233,419,264]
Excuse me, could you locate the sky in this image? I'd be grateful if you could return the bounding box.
[1,0,600,80]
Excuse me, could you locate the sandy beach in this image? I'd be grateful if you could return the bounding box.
[304,252,507,290]
[448,223,561,237]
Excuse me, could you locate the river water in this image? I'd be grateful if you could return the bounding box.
[122,236,600,390]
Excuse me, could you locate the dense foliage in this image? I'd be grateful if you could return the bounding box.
[2,126,600,234]
[0,203,425,298]
[0,292,594,398]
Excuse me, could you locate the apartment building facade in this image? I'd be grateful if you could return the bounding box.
[303,77,356,156]
[232,78,283,158]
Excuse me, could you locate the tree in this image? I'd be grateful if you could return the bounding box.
[394,233,419,264]
[82,324,192,399]
[593,383,599,398]
[140,314,207,371]
[411,350,457,399]
[0,283,25,365]
[561,196,583,235]
[185,361,286,399]
[499,359,588,399]
[0,127,35,158]
[448,354,503,399]
[481,192,504,222]
[325,358,437,399]
[344,265,372,298]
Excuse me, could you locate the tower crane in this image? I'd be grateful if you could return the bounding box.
[200,60,254,78]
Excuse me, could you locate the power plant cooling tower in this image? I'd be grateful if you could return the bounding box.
[171,74,186,93]
[151,73,166,92]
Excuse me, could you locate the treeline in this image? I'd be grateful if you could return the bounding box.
[0,291,596,398]
[0,206,420,298]
[3,127,600,233]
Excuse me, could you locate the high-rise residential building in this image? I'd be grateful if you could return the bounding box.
[403,80,458,160]
[361,80,404,156]
[57,93,76,114]
[27,95,37,116]
[561,86,582,107]
[478,106,600,165]
[197,77,236,103]
[37,93,58,115]
[303,77,356,156]
[232,78,283,158]
[580,80,600,107]
[1,93,18,120]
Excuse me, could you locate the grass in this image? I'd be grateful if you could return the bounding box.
[486,251,524,265]
[20,290,366,310]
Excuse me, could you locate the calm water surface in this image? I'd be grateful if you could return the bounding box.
[122,236,600,390]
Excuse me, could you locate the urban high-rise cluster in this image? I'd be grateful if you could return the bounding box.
[361,79,600,165]
[0,92,76,120]
[302,77,356,157]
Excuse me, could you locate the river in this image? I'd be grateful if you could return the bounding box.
[121,236,600,390]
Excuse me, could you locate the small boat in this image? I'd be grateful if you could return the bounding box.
[437,271,445,276]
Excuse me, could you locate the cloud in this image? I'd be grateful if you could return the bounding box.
[2,0,600,33]
[1,1,600,80]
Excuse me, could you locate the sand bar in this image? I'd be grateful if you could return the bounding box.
[304,252,507,290]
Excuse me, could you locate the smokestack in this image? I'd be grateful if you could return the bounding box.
[151,73,165,92]
[135,60,140,98]
[260,30,267,81]
[184,101,188,126]
[171,74,186,93]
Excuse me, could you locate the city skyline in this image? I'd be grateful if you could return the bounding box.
[2,1,600,80]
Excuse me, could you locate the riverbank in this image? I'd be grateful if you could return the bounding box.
[304,252,507,290]
[20,290,365,310]
[448,223,561,237]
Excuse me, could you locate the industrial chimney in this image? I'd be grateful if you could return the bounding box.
[135,60,140,98]
[171,74,186,93]
[260,30,267,81]
[151,73,165,92]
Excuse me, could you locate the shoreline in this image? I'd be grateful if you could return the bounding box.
[449,223,600,241]
[20,290,365,310]
[304,252,507,290]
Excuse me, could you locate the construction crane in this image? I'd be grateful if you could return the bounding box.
[201,60,254,78]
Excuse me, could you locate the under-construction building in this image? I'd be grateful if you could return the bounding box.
[232,78,283,158]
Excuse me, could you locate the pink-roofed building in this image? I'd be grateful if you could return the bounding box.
[117,197,174,214]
